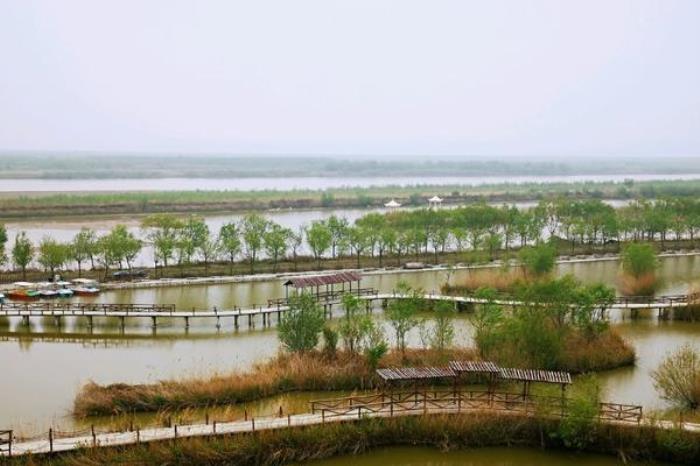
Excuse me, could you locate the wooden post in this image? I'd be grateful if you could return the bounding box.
[174,424,178,438]
[288,414,291,426]
[49,428,53,453]
[244,409,248,421]
[205,412,209,425]
[213,421,217,433]
[136,427,140,443]
[252,417,255,432]
[91,425,96,446]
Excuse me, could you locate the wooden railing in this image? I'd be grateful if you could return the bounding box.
[267,288,378,306]
[310,390,643,424]
[0,303,176,316]
[0,430,12,457]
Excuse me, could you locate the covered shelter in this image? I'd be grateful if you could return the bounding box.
[428,195,443,209]
[384,199,401,209]
[376,367,456,384]
[282,271,362,300]
[497,367,572,397]
[449,360,500,391]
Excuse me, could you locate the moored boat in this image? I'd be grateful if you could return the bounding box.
[37,282,59,299]
[55,281,74,298]
[71,278,101,296]
[7,282,41,300]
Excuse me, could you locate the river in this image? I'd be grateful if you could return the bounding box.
[2,173,700,193]
[1,255,700,437]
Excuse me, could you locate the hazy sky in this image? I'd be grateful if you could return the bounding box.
[1,0,699,157]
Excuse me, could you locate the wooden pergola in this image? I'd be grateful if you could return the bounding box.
[449,360,500,392]
[282,271,362,300]
[375,362,572,400]
[497,367,572,397]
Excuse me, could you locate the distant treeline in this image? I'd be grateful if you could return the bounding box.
[2,153,700,179]
[1,197,698,279]
[4,178,700,219]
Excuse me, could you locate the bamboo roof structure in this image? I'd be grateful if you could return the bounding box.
[283,272,362,288]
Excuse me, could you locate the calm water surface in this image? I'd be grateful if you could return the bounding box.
[3,173,700,192]
[2,256,700,435]
[303,446,667,466]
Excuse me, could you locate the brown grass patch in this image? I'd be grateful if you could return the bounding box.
[74,348,478,417]
[442,269,527,294]
[560,329,636,373]
[619,272,658,296]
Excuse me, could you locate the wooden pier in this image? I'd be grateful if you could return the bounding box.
[0,388,662,458]
[0,289,696,331]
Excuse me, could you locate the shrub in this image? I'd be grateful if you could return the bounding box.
[621,242,658,278]
[518,242,556,277]
[651,344,700,410]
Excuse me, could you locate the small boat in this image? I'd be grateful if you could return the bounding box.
[55,281,74,298]
[37,282,59,299]
[7,282,41,300]
[71,278,101,296]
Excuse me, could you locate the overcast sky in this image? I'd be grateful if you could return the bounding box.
[0,0,698,157]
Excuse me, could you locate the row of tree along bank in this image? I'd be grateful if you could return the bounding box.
[1,197,698,283]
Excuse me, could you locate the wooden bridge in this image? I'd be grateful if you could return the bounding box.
[0,288,696,331]
[1,389,671,458]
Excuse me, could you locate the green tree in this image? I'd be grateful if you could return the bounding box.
[519,242,556,277]
[305,220,332,267]
[278,293,325,353]
[264,223,291,272]
[219,222,242,274]
[555,376,602,449]
[621,242,658,278]
[38,237,69,277]
[176,216,209,267]
[141,214,183,270]
[240,214,269,273]
[71,228,97,276]
[429,300,456,352]
[386,281,423,355]
[338,292,374,353]
[347,226,369,268]
[199,237,221,273]
[0,224,7,274]
[12,232,33,279]
[327,215,349,258]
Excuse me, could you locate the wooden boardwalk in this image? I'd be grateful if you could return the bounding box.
[1,389,697,458]
[0,289,695,331]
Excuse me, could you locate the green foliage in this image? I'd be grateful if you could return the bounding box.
[141,214,183,268]
[518,242,556,276]
[386,281,423,355]
[305,220,332,265]
[278,294,325,353]
[651,343,700,410]
[12,231,33,278]
[322,326,338,357]
[240,213,269,272]
[219,222,242,267]
[264,223,292,271]
[38,237,70,275]
[429,301,456,352]
[71,227,97,274]
[473,276,616,369]
[0,223,7,268]
[621,242,658,278]
[553,375,602,449]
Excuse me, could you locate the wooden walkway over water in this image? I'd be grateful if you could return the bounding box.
[1,389,697,458]
[0,289,696,330]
